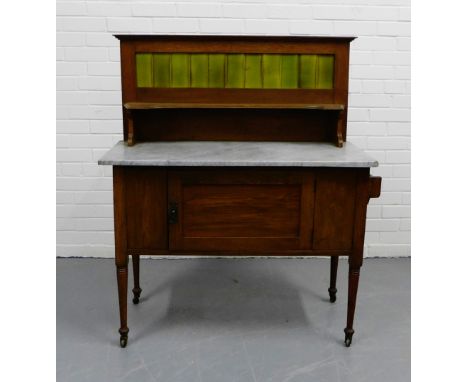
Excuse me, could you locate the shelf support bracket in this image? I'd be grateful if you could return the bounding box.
[124,108,135,146]
[336,110,344,148]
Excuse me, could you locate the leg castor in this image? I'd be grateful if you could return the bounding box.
[119,327,129,348]
[120,336,128,348]
[328,287,337,303]
[344,328,354,347]
[132,287,142,304]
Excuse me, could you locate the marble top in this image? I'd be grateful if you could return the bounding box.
[98,141,378,168]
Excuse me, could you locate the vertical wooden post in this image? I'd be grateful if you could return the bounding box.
[344,169,370,347]
[328,256,338,303]
[113,166,129,347]
[116,265,129,347]
[132,254,142,304]
[344,266,360,346]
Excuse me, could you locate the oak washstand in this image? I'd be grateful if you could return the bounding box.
[98,35,381,348]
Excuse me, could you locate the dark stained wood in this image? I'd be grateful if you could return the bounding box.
[116,265,129,347]
[124,167,167,250]
[313,169,357,250]
[135,88,335,108]
[182,185,301,237]
[133,109,338,143]
[113,166,128,267]
[344,267,360,347]
[350,169,371,269]
[369,176,382,199]
[168,168,314,251]
[114,34,356,43]
[112,166,129,347]
[329,256,339,303]
[108,35,382,348]
[124,109,134,146]
[124,102,344,110]
[131,255,142,304]
[117,35,353,146]
[344,169,371,346]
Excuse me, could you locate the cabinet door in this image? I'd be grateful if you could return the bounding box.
[168,169,314,252]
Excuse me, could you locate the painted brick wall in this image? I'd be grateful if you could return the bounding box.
[56,0,411,258]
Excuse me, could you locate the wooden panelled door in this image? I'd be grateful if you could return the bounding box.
[168,169,315,251]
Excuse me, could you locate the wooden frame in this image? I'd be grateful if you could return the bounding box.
[105,35,382,350]
[116,35,354,147]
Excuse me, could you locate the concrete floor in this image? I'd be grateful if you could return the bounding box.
[57,257,410,382]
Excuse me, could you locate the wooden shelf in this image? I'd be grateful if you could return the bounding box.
[124,102,344,111]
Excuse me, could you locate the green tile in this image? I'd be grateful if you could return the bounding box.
[191,54,209,88]
[208,54,225,88]
[136,53,153,88]
[171,53,190,88]
[299,55,317,89]
[262,54,282,89]
[245,54,262,88]
[316,55,334,89]
[153,54,171,88]
[226,54,245,88]
[281,55,299,89]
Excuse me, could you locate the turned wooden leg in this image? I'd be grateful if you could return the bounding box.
[116,264,129,348]
[132,254,142,304]
[328,256,338,303]
[344,265,361,347]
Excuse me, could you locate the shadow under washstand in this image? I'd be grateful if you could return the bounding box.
[132,258,329,342]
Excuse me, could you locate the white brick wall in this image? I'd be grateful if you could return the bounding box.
[56,0,411,258]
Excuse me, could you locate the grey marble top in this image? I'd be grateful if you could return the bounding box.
[98,141,378,168]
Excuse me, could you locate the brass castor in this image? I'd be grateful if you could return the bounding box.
[120,336,128,348]
[344,328,354,347]
[119,327,129,348]
[328,287,337,303]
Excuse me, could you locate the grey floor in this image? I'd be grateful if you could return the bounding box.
[57,258,410,382]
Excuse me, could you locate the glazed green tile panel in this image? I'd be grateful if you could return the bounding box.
[226,54,245,88]
[153,53,171,87]
[245,54,262,88]
[208,54,225,88]
[299,55,317,89]
[171,54,190,88]
[191,54,209,87]
[135,53,334,89]
[136,54,153,88]
[281,55,299,89]
[316,55,334,89]
[262,54,282,88]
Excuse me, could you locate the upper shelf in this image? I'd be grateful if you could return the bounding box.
[123,102,345,111]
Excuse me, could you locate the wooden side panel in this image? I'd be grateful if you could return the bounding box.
[313,169,356,250]
[124,167,167,250]
[168,169,314,251]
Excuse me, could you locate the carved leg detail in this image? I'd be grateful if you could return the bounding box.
[344,266,360,347]
[328,256,338,303]
[132,254,142,304]
[116,265,129,348]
